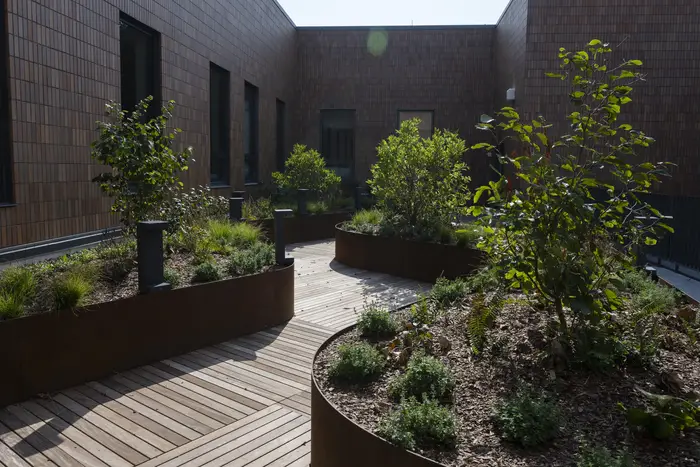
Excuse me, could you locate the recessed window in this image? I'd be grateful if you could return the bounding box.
[276,99,286,171]
[398,110,434,139]
[244,82,259,184]
[119,13,160,115]
[0,0,11,202]
[210,63,230,185]
[320,110,355,180]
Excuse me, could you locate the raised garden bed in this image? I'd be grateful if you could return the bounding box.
[335,226,484,283]
[0,260,294,407]
[255,212,353,245]
[312,277,700,467]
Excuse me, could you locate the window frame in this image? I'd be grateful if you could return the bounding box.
[319,109,356,181]
[119,12,161,116]
[244,82,259,184]
[397,109,435,139]
[209,63,231,186]
[0,0,12,203]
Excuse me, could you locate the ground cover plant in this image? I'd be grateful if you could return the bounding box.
[314,40,700,466]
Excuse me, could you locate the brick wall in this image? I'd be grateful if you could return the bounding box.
[2,0,297,247]
[523,0,700,196]
[295,26,495,186]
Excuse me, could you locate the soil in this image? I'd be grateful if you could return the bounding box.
[21,250,269,317]
[314,295,700,466]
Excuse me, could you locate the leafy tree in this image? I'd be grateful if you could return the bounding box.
[368,118,470,237]
[272,144,341,195]
[469,40,673,337]
[91,96,192,231]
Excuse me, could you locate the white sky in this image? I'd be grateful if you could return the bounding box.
[277,0,512,26]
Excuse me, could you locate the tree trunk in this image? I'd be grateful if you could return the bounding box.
[555,297,569,339]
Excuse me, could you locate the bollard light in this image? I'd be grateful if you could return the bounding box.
[274,209,293,266]
[136,221,171,294]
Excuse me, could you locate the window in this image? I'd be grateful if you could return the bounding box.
[120,13,160,115]
[276,99,286,171]
[398,110,434,139]
[210,63,230,185]
[0,0,11,202]
[244,82,259,184]
[320,110,355,180]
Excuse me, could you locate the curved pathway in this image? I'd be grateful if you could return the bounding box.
[0,240,427,467]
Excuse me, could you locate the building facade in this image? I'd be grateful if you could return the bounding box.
[0,0,698,249]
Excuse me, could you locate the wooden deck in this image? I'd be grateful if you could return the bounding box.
[0,240,428,467]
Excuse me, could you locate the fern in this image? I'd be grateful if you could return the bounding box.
[467,290,505,354]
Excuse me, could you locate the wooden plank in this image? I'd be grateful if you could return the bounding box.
[138,406,289,467]
[33,398,145,466]
[52,392,163,459]
[5,404,109,467]
[85,381,200,441]
[184,415,308,467]
[0,439,31,467]
[69,386,184,449]
[0,409,83,466]
[279,398,310,416]
[216,422,310,467]
[128,367,246,421]
[265,441,310,467]
[286,453,310,467]
[0,420,54,467]
[149,362,262,415]
[136,365,254,416]
[213,342,311,375]
[204,346,311,385]
[110,373,227,430]
[239,429,311,467]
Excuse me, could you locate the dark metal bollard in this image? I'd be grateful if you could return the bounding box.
[297,189,309,216]
[645,265,659,282]
[229,197,243,221]
[231,190,245,198]
[354,185,364,211]
[136,221,171,294]
[274,209,293,266]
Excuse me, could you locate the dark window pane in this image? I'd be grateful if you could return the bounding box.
[210,63,230,185]
[119,13,160,116]
[320,110,355,180]
[244,82,259,184]
[398,110,434,139]
[0,0,11,202]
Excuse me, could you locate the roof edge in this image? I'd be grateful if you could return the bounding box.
[296,24,496,31]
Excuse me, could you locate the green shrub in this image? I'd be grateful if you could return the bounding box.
[272,144,341,195]
[409,296,436,326]
[91,97,192,231]
[389,354,455,402]
[308,200,329,215]
[228,243,275,276]
[467,291,505,354]
[227,222,262,249]
[97,240,137,282]
[619,388,700,440]
[243,197,275,220]
[368,119,470,239]
[621,269,678,316]
[328,342,385,384]
[52,273,93,310]
[332,196,354,211]
[0,267,37,303]
[455,224,484,248]
[357,304,397,338]
[347,209,383,234]
[377,398,457,451]
[464,266,502,294]
[163,267,182,287]
[430,277,467,308]
[164,186,228,231]
[577,444,637,467]
[0,293,25,320]
[192,262,222,283]
[494,389,561,447]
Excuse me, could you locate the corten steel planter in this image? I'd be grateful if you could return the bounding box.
[311,326,444,467]
[335,226,484,283]
[256,212,352,244]
[0,260,295,407]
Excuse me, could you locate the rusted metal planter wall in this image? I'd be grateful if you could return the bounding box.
[256,212,352,245]
[0,261,295,407]
[335,226,484,283]
[311,326,444,467]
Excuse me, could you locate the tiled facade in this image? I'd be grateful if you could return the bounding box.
[0,0,698,248]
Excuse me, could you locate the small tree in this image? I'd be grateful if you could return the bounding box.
[272,144,341,195]
[469,40,673,337]
[368,118,470,235]
[91,97,192,231]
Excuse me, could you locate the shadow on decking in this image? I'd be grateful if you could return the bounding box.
[0,321,308,464]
